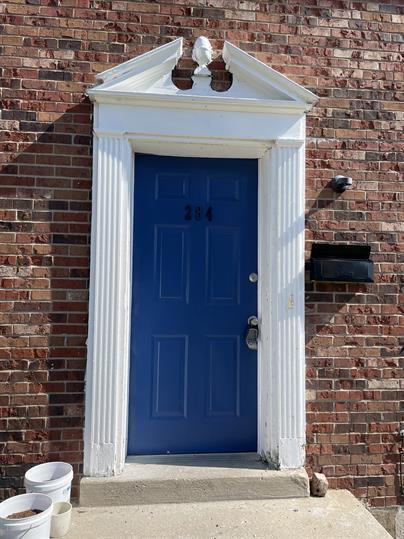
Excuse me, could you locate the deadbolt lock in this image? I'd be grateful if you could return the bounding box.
[245,316,259,350]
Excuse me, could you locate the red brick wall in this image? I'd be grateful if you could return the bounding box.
[1,1,403,507]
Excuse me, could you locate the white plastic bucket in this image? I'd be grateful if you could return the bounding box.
[50,502,72,538]
[0,493,53,539]
[25,463,73,503]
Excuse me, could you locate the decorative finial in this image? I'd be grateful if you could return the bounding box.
[192,37,213,77]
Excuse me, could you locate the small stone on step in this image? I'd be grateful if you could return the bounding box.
[310,472,328,497]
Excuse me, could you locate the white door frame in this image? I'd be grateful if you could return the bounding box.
[83,38,317,476]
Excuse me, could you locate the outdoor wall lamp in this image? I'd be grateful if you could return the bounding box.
[331,175,353,193]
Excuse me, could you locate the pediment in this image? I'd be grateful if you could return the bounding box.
[87,37,318,111]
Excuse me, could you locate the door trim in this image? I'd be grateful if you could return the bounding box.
[84,133,306,476]
[84,39,315,476]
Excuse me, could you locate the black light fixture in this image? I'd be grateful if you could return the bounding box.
[331,175,353,193]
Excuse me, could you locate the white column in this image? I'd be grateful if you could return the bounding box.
[84,135,133,476]
[258,141,306,468]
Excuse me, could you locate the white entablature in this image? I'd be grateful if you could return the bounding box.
[87,37,317,112]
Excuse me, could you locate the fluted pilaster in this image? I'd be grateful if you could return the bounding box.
[258,142,305,468]
[84,135,133,476]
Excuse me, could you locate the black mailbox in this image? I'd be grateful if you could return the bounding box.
[310,244,374,283]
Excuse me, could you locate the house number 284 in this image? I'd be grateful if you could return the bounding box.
[184,205,213,221]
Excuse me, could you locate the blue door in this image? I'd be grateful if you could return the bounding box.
[128,155,257,454]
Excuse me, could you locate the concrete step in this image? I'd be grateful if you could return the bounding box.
[69,491,392,538]
[80,453,310,506]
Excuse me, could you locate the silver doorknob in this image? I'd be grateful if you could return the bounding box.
[249,272,258,283]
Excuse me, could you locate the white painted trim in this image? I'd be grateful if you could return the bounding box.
[88,92,313,113]
[84,135,306,474]
[94,38,183,86]
[84,136,133,475]
[88,37,318,110]
[84,39,316,476]
[266,141,306,468]
[222,41,318,105]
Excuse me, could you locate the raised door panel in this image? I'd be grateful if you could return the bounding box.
[151,335,188,419]
[205,227,240,305]
[207,336,240,417]
[154,226,190,302]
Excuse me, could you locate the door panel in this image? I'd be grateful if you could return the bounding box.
[206,227,240,304]
[151,335,188,419]
[128,155,258,455]
[154,226,190,301]
[207,335,240,417]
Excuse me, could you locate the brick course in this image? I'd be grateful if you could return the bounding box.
[0,0,403,507]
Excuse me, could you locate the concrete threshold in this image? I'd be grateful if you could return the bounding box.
[80,453,309,506]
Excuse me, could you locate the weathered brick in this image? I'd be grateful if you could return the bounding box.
[1,0,402,509]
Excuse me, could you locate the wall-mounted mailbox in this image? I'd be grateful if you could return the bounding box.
[310,244,374,283]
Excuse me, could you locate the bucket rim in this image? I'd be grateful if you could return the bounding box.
[24,462,73,488]
[52,501,72,517]
[0,493,53,526]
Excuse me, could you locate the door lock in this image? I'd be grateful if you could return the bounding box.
[245,316,259,350]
